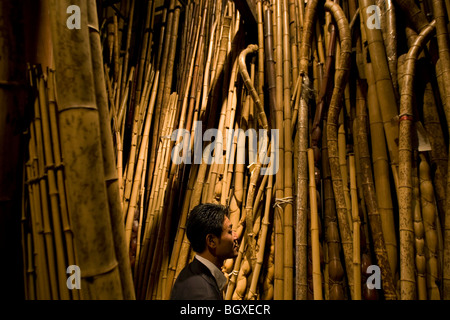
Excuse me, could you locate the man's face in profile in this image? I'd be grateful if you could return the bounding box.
[214,216,239,260]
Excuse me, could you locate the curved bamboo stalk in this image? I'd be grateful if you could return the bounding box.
[395,0,429,33]
[398,20,436,300]
[323,0,355,299]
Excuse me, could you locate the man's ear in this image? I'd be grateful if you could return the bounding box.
[206,234,217,248]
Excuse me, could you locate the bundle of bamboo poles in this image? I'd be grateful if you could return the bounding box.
[20,0,450,300]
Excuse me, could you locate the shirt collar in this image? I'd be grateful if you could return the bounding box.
[195,255,227,291]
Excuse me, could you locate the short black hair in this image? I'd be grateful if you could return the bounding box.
[186,203,229,253]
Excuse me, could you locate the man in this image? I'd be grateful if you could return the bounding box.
[170,203,239,300]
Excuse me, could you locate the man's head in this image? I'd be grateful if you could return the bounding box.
[186,203,239,263]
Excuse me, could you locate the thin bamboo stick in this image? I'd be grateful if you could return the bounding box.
[349,154,361,300]
[308,148,323,300]
[431,0,450,299]
[282,0,294,299]
[36,69,69,300]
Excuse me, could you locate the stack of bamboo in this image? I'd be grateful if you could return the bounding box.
[20,0,450,300]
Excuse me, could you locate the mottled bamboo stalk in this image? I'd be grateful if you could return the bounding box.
[398,20,436,300]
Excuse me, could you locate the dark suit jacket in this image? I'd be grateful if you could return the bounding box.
[170,258,223,300]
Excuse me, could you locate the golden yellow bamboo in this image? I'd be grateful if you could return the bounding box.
[308,148,322,300]
[349,154,361,300]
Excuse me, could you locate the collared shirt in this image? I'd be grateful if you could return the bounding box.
[194,255,227,291]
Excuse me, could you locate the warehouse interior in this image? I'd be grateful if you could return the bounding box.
[1,0,450,300]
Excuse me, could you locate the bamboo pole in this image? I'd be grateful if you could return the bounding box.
[322,119,345,300]
[49,0,124,299]
[36,69,70,300]
[323,0,355,299]
[349,154,361,300]
[364,61,398,279]
[359,0,399,177]
[398,19,436,300]
[282,0,294,299]
[264,4,284,299]
[30,67,59,300]
[87,0,135,299]
[308,148,323,300]
[296,92,309,299]
[431,0,450,300]
[356,78,397,300]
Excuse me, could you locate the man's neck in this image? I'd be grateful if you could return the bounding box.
[197,251,223,269]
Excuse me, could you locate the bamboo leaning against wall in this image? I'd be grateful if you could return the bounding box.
[18,0,450,300]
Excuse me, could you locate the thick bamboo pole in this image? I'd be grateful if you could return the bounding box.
[87,0,135,299]
[49,0,123,299]
[359,0,399,176]
[398,19,436,300]
[365,61,398,279]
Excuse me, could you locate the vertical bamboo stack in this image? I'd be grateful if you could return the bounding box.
[19,0,450,300]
